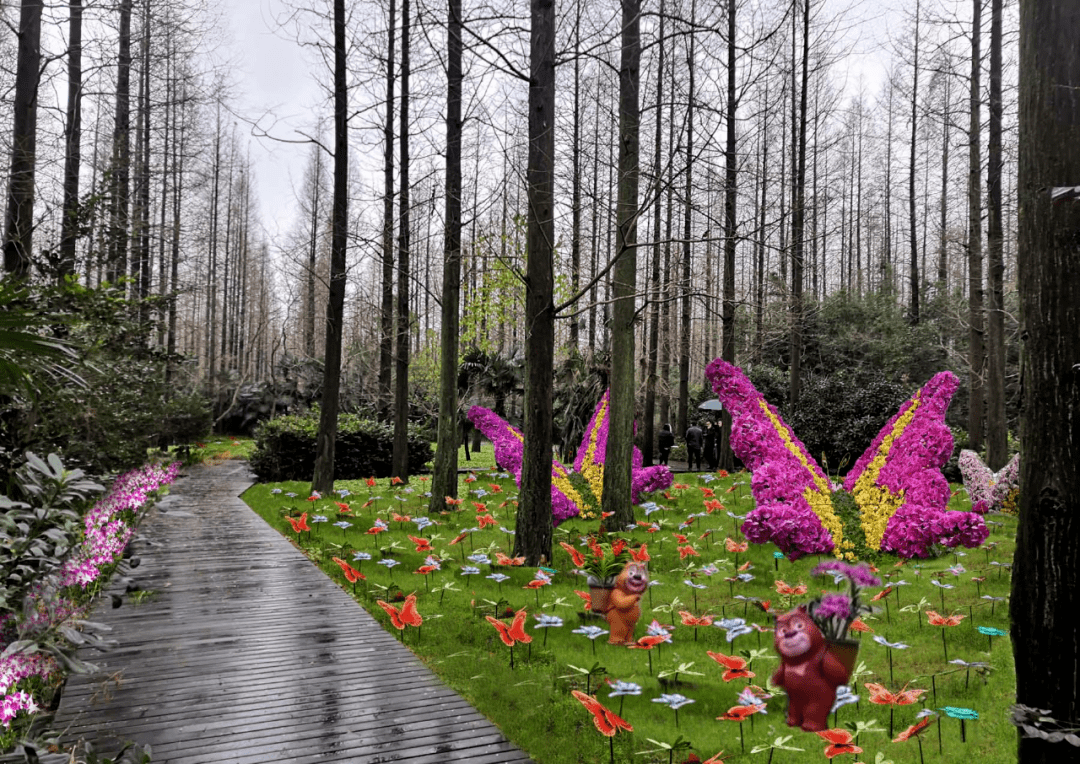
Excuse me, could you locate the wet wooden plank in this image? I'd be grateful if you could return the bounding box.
[53,461,534,763]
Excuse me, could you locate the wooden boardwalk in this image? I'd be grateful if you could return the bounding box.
[53,461,534,764]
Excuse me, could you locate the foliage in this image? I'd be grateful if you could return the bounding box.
[249,411,433,481]
[0,454,103,616]
[0,281,211,485]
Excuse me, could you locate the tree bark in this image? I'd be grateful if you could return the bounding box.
[677,1,696,438]
[516,0,556,565]
[429,0,462,515]
[391,0,411,480]
[985,0,1007,469]
[967,0,985,453]
[643,0,665,468]
[719,0,737,471]
[58,0,83,280]
[908,0,921,324]
[378,0,397,422]
[3,0,43,279]
[1012,3,1080,761]
[789,0,809,409]
[601,0,640,531]
[311,0,350,494]
[107,0,133,286]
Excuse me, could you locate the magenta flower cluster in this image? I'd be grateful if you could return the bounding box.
[0,462,179,729]
[704,359,835,558]
[958,449,1019,514]
[843,372,989,558]
[467,406,581,524]
[60,462,181,588]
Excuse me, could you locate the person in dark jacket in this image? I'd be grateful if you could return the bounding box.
[685,422,704,471]
[657,424,675,465]
[703,420,719,471]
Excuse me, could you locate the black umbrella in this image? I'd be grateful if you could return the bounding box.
[697,399,723,411]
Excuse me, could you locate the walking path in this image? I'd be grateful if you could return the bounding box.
[53,460,534,764]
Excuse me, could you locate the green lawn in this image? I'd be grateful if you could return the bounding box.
[242,471,1017,764]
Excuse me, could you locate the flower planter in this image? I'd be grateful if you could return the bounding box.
[826,638,860,676]
[587,575,616,614]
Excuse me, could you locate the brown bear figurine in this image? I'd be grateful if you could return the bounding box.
[600,561,648,645]
[771,608,850,732]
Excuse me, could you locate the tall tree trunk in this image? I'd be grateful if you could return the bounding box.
[58,0,83,281]
[429,0,462,515]
[719,0,737,471]
[569,0,582,353]
[378,0,397,421]
[659,57,676,433]
[516,0,556,565]
[166,82,187,389]
[985,0,1006,469]
[602,0,640,531]
[306,146,322,357]
[677,6,696,437]
[908,0,921,324]
[391,0,411,480]
[967,0,985,454]
[938,56,951,294]
[107,0,133,286]
[311,0,349,494]
[1012,3,1080,761]
[789,0,809,409]
[133,1,151,303]
[3,0,43,279]
[643,0,666,468]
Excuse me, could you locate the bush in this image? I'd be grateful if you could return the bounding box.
[249,412,434,482]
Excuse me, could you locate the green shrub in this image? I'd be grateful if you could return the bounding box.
[249,412,433,482]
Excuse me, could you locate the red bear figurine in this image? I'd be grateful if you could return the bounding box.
[772,608,850,732]
[600,561,649,645]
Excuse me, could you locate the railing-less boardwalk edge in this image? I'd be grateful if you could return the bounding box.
[52,461,535,764]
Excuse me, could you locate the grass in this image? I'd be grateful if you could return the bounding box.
[241,469,1017,764]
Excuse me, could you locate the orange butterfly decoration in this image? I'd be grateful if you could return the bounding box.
[773,579,807,596]
[485,608,532,645]
[488,484,503,493]
[673,533,690,544]
[415,565,439,575]
[573,589,592,610]
[587,537,604,557]
[864,682,926,706]
[629,634,669,650]
[477,514,498,528]
[629,544,649,563]
[366,476,376,487]
[390,476,404,485]
[738,560,753,571]
[725,537,749,554]
[849,618,873,633]
[707,651,756,682]
[926,610,965,626]
[870,587,894,601]
[699,487,716,498]
[524,578,550,590]
[365,525,387,535]
[611,539,627,556]
[408,535,433,552]
[560,541,586,567]
[571,690,633,737]
[702,751,732,764]
[678,611,714,627]
[362,498,375,509]
[718,704,765,722]
[495,552,525,566]
[392,512,411,523]
[376,593,422,630]
[464,474,477,483]
[285,513,311,533]
[335,502,351,513]
[893,716,933,742]
[678,544,699,559]
[817,728,862,759]
[331,557,365,582]
[473,502,488,512]
[704,499,723,513]
[449,531,469,545]
[445,496,463,506]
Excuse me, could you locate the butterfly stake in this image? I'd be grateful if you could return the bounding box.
[485,608,531,668]
[894,714,935,764]
[865,682,927,739]
[926,610,965,661]
[717,704,765,752]
[750,735,804,764]
[375,593,422,642]
[571,690,631,764]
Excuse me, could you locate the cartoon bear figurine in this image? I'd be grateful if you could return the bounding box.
[771,608,850,732]
[600,561,649,645]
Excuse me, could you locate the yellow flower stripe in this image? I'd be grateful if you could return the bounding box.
[509,424,588,511]
[757,400,844,554]
[850,391,921,550]
[580,398,608,507]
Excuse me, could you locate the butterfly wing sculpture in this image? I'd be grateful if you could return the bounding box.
[704,359,988,559]
[571,690,633,736]
[958,449,1020,514]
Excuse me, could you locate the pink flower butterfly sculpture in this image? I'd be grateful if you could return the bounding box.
[704,359,988,559]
